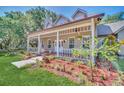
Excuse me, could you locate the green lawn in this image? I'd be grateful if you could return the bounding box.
[0,53,77,86]
[117,58,124,72]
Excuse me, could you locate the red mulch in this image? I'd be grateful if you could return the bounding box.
[41,59,118,85]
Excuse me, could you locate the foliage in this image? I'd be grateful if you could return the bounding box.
[73,35,122,63]
[0,7,58,52]
[96,35,121,62]
[21,52,34,59]
[101,12,124,24]
[78,72,94,85]
[47,55,55,60]
[74,61,83,66]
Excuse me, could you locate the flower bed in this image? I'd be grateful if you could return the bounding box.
[41,59,118,85]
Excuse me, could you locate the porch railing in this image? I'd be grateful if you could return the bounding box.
[29,47,38,53]
[29,47,90,62]
[50,48,90,62]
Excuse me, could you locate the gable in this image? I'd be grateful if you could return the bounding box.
[44,17,53,29]
[54,15,70,26]
[46,22,52,28]
[73,11,87,20]
[72,9,87,21]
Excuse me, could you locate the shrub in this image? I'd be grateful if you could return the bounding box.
[47,55,55,60]
[35,59,44,67]
[74,61,83,66]
[19,50,26,54]
[78,73,94,85]
[22,52,33,59]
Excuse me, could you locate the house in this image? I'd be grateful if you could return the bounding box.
[27,8,104,62]
[97,20,124,56]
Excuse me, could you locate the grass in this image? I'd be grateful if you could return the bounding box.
[117,58,124,72]
[0,53,77,86]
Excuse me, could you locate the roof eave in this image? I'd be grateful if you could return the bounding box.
[29,13,104,35]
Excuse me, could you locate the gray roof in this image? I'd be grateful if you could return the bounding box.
[97,20,124,36]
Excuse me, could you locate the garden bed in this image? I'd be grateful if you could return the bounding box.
[40,59,119,86]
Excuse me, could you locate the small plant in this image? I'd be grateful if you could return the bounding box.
[74,61,82,66]
[42,56,50,63]
[59,65,65,72]
[22,52,33,59]
[47,55,55,60]
[19,50,26,54]
[72,49,80,57]
[49,64,54,69]
[54,56,62,60]
[36,59,44,67]
[86,61,95,68]
[100,74,106,80]
[54,63,59,71]
[78,72,94,85]
[65,66,73,75]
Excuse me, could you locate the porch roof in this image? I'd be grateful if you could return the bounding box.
[28,13,104,36]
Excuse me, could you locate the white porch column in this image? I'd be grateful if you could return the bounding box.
[38,35,41,54]
[56,31,59,57]
[27,37,30,51]
[91,18,95,63]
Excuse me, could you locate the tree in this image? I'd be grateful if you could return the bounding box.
[101,12,124,24]
[26,6,58,30]
[0,7,58,52]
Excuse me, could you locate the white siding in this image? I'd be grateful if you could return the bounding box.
[55,17,68,26]
[73,12,87,21]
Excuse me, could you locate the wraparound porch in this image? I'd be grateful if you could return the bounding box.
[27,18,96,63]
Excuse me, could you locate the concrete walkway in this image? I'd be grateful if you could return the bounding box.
[11,56,43,68]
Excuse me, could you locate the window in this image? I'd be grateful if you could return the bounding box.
[81,27,84,31]
[78,27,80,32]
[48,40,52,48]
[87,26,91,30]
[69,38,75,48]
[84,26,87,31]
[82,36,90,49]
[75,28,78,32]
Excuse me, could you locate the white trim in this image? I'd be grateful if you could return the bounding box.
[28,22,91,38]
[37,36,41,54]
[91,18,95,63]
[56,31,59,57]
[72,8,87,19]
[40,30,91,38]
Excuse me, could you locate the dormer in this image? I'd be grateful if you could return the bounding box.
[44,17,53,29]
[72,8,88,21]
[54,15,70,26]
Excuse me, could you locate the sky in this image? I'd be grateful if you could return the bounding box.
[0,6,124,18]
